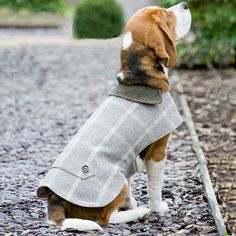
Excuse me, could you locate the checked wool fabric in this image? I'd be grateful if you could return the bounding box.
[37,86,182,207]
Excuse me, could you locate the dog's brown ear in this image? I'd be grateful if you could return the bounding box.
[146,10,176,68]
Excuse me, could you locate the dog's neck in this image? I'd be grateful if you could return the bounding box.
[117,40,170,93]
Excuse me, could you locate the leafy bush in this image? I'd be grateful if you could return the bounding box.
[73,0,124,39]
[159,0,236,68]
[0,0,66,14]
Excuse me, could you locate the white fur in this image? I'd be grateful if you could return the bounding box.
[122,31,133,49]
[61,218,103,232]
[117,72,125,81]
[120,177,137,209]
[136,155,145,172]
[109,207,150,223]
[161,64,169,77]
[44,4,191,231]
[46,218,56,226]
[146,159,169,216]
[167,2,192,43]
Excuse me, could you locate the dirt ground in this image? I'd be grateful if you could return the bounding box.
[179,69,236,234]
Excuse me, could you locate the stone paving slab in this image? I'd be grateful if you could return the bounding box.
[0,43,217,235]
[0,36,122,48]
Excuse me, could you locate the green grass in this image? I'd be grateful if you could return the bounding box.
[0,8,65,28]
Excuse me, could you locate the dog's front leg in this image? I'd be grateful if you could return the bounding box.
[120,177,137,209]
[146,158,169,215]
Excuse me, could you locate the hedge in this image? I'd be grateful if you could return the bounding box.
[0,0,66,14]
[73,0,124,39]
[159,0,236,68]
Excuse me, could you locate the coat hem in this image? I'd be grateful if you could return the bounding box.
[37,167,126,208]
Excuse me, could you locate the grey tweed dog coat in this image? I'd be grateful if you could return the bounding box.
[37,85,182,207]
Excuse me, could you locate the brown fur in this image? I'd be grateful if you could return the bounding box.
[118,7,176,92]
[47,184,128,225]
[47,135,170,225]
[125,7,177,67]
[45,6,175,227]
[142,134,170,162]
[119,41,170,92]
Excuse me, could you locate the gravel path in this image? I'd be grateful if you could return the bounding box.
[0,43,217,235]
[0,1,219,235]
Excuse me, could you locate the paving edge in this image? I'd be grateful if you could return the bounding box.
[0,36,122,48]
[172,71,227,236]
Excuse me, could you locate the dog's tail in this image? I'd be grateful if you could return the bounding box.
[61,218,103,232]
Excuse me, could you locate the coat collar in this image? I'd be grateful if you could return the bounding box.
[109,84,162,105]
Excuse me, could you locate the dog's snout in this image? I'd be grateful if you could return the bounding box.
[181,2,188,10]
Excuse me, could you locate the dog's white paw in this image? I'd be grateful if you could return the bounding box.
[61,219,103,232]
[149,201,169,216]
[135,207,150,219]
[121,196,137,210]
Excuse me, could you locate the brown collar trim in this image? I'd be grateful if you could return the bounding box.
[109,84,162,105]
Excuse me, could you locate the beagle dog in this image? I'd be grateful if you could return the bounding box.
[37,2,191,232]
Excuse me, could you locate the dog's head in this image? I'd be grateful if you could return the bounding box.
[123,2,191,68]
